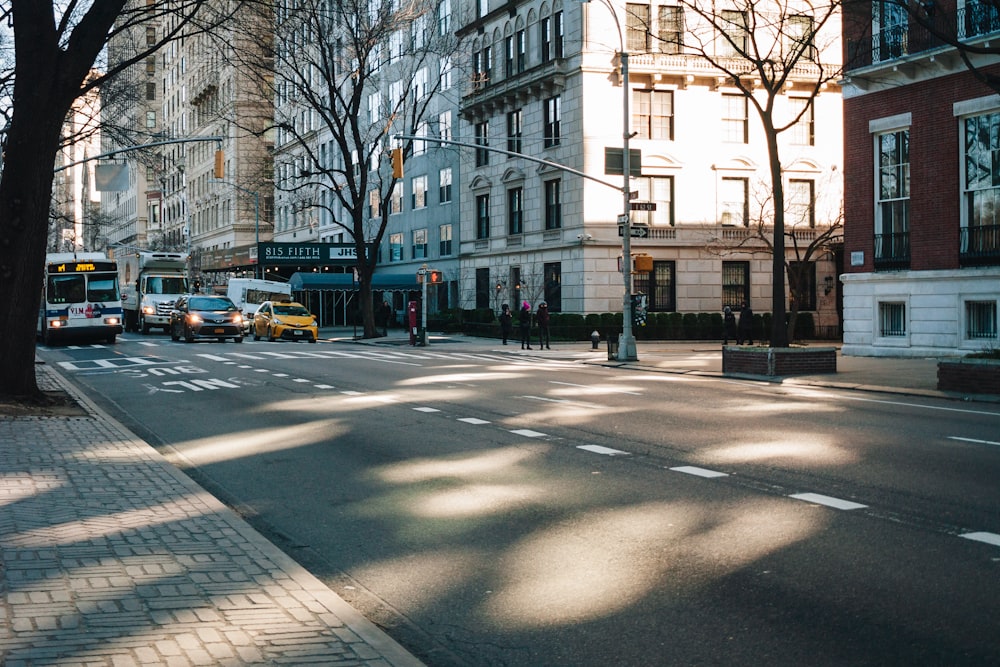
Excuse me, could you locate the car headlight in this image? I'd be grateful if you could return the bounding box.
[232,314,243,324]
[142,305,156,315]
[187,313,203,324]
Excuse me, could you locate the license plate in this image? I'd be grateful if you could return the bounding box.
[293,330,303,336]
[214,328,225,334]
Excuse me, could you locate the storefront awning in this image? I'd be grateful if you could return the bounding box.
[289,272,420,291]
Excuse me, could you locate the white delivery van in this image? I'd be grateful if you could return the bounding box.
[226,278,292,332]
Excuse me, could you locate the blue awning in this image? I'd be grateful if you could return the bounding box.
[289,272,419,291]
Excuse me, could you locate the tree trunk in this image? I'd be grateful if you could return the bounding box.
[764,114,789,348]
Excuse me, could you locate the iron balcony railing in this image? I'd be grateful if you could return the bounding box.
[874,232,910,270]
[960,224,1000,266]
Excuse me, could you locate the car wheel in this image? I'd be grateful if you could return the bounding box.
[106,334,117,344]
[233,336,243,343]
[308,334,317,344]
[139,314,151,335]
[170,322,180,342]
[252,324,260,341]
[267,326,276,342]
[184,324,195,343]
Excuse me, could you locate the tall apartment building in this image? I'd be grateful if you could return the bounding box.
[456,0,843,329]
[53,83,102,253]
[841,0,1000,356]
[103,3,273,283]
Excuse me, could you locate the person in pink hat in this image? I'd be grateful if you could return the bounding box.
[518,301,533,350]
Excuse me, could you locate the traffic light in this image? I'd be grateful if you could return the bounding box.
[633,253,653,272]
[391,148,404,179]
[214,150,225,179]
[428,270,443,284]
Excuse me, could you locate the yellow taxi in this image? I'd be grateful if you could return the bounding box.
[251,300,319,343]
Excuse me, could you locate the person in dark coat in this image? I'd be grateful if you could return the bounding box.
[499,303,513,345]
[536,302,551,349]
[723,305,736,345]
[519,302,533,350]
[737,302,753,345]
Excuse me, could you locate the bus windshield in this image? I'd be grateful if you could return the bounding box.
[47,275,86,304]
[88,276,120,302]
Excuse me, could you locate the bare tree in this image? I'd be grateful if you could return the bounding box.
[635,0,843,346]
[232,0,463,338]
[0,0,242,402]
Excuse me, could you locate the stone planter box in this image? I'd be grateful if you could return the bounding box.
[722,346,837,377]
[937,358,1000,394]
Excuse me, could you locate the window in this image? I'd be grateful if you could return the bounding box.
[505,35,515,77]
[475,267,490,309]
[543,262,562,311]
[368,189,380,218]
[439,167,452,203]
[626,3,651,52]
[633,176,674,226]
[721,177,749,226]
[964,0,1000,38]
[508,187,524,235]
[966,300,998,340]
[507,109,523,153]
[544,96,561,147]
[788,261,817,311]
[633,89,673,140]
[474,45,492,87]
[440,56,453,90]
[476,193,491,239]
[788,97,815,146]
[516,29,526,72]
[440,223,453,255]
[720,9,748,56]
[722,94,748,143]
[146,57,155,75]
[390,182,402,214]
[553,11,564,58]
[411,175,427,208]
[413,228,428,259]
[787,14,817,60]
[874,0,908,61]
[413,122,428,156]
[368,92,381,125]
[389,233,403,262]
[544,179,562,229]
[540,12,563,61]
[413,67,429,99]
[475,121,489,166]
[146,110,156,128]
[787,179,815,228]
[722,261,749,309]
[439,111,452,142]
[962,112,1000,259]
[438,0,451,35]
[878,301,906,336]
[876,129,910,266]
[633,260,675,311]
[658,6,684,54]
[146,82,156,101]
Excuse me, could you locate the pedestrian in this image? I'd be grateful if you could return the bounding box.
[737,302,754,345]
[536,301,551,349]
[381,300,393,336]
[723,305,736,345]
[519,301,533,350]
[499,303,513,345]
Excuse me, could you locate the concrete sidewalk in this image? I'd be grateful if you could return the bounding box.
[3,333,994,666]
[0,363,425,667]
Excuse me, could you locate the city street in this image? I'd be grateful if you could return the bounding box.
[38,333,1000,666]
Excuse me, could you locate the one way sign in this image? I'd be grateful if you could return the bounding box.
[618,225,649,238]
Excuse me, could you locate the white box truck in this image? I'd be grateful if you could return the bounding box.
[226,278,292,333]
[120,251,189,334]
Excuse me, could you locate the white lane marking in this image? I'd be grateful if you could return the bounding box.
[789,493,867,511]
[948,436,1000,447]
[836,393,1000,417]
[138,341,159,347]
[315,384,334,389]
[510,429,547,438]
[671,466,729,478]
[340,390,362,395]
[550,380,642,396]
[458,417,490,425]
[273,373,289,377]
[960,532,1000,547]
[254,368,270,373]
[229,353,266,360]
[577,444,629,456]
[238,365,253,369]
[293,378,311,383]
[522,395,572,404]
[197,354,229,361]
[413,407,440,412]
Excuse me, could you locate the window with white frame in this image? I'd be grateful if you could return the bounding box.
[413,228,428,259]
[391,182,402,214]
[439,167,453,203]
[389,232,403,261]
[962,112,1000,252]
[633,175,674,226]
[438,0,451,35]
[633,89,673,140]
[876,129,910,258]
[545,178,562,229]
[787,179,815,228]
[544,96,561,147]
[389,80,403,108]
[440,223,453,255]
[439,111,452,142]
[658,6,684,53]
[788,97,815,146]
[414,67,429,99]
[626,3,651,51]
[476,193,491,239]
[722,94,748,143]
[508,187,524,235]
[874,0,908,61]
[720,177,749,226]
[440,57,452,90]
[879,301,906,336]
[368,189,380,218]
[787,14,817,60]
[368,92,381,125]
[411,174,427,208]
[475,120,490,166]
[414,122,428,156]
[720,9,748,56]
[966,300,998,340]
[507,109,523,153]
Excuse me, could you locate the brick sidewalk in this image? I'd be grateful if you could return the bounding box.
[0,364,424,667]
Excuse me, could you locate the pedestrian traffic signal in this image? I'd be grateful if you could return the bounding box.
[214,150,225,179]
[428,270,443,284]
[391,148,404,179]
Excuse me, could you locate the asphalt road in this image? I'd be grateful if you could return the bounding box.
[40,333,1000,666]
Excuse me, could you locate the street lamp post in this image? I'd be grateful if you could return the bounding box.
[209,179,260,279]
[585,0,637,361]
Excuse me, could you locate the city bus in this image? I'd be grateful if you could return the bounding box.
[38,252,124,345]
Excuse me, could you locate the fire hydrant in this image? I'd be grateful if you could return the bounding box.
[591,330,600,350]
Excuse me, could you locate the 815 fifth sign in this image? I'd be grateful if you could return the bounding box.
[259,242,363,265]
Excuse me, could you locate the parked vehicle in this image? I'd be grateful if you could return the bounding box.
[120,251,189,334]
[225,278,292,333]
[251,300,318,343]
[38,252,124,346]
[169,295,244,343]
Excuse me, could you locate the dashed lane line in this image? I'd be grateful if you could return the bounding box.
[789,493,868,511]
[413,407,441,412]
[960,532,1000,547]
[948,436,1000,447]
[510,429,547,438]
[577,444,630,456]
[458,417,491,425]
[671,466,729,478]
